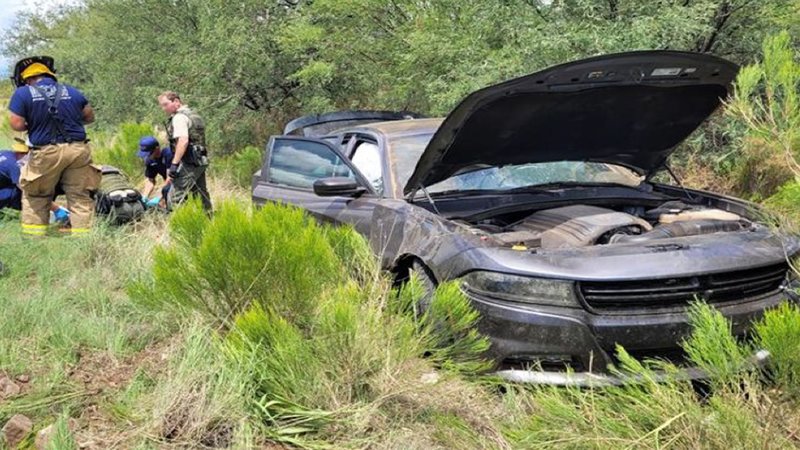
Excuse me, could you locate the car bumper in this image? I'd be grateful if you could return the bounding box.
[467,287,791,375]
[494,349,770,387]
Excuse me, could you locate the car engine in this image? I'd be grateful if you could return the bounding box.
[474,203,750,249]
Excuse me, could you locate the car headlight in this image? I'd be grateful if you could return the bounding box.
[460,271,578,307]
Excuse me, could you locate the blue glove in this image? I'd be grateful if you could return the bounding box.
[53,207,70,223]
[145,196,161,208]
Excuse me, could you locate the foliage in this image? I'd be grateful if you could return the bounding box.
[211,146,264,189]
[765,180,800,223]
[754,302,800,394]
[135,200,347,324]
[46,413,79,450]
[681,301,751,382]
[132,199,494,445]
[724,31,800,198]
[502,302,800,449]
[2,0,792,154]
[147,322,254,448]
[92,122,156,180]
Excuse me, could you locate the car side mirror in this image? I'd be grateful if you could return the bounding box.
[313,177,367,197]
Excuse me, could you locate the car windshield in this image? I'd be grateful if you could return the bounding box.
[390,133,644,195]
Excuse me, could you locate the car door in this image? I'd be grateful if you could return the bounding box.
[252,136,378,234]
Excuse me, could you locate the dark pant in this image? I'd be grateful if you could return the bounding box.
[0,189,22,210]
[167,162,212,212]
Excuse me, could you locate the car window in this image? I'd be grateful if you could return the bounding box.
[350,141,383,195]
[268,138,355,189]
[390,133,431,190]
[387,132,643,194]
[428,161,643,192]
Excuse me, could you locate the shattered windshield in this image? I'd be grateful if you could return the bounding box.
[391,133,644,195]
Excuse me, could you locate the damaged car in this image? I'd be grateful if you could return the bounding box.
[252,51,800,385]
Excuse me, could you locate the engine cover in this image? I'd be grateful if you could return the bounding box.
[516,205,652,248]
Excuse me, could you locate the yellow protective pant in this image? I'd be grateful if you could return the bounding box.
[18,142,101,236]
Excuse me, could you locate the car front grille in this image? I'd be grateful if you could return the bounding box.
[579,263,788,311]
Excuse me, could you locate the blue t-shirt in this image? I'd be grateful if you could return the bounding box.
[8,77,89,146]
[0,151,22,204]
[144,147,175,181]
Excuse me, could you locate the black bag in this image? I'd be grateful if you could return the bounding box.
[94,166,145,225]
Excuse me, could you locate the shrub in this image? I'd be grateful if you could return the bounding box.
[681,301,751,383]
[136,198,498,446]
[417,281,492,374]
[503,302,795,449]
[136,200,345,324]
[92,122,155,180]
[754,302,800,394]
[727,31,800,185]
[212,146,265,189]
[764,180,800,224]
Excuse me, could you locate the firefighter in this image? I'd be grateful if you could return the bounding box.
[157,91,212,212]
[8,56,100,236]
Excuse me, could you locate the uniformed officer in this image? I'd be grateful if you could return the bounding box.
[157,91,212,212]
[8,56,100,236]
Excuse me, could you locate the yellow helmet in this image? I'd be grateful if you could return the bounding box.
[21,63,56,81]
[11,56,57,87]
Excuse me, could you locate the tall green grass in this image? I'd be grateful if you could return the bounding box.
[211,146,265,189]
[133,199,496,447]
[5,177,800,448]
[92,122,156,179]
[503,302,800,449]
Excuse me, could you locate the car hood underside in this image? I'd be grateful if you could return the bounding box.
[404,51,739,194]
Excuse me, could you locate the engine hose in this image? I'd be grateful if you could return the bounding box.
[608,219,747,244]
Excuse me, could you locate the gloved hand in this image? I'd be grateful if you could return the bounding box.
[53,207,70,223]
[145,196,161,208]
[168,163,180,179]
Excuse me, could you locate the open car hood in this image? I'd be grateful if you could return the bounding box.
[403,51,738,195]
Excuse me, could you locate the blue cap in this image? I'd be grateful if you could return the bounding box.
[137,136,159,158]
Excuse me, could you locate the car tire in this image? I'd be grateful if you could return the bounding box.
[410,260,437,315]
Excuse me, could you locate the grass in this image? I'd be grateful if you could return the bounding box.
[3,180,800,449]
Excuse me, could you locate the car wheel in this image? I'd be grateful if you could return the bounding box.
[410,260,437,315]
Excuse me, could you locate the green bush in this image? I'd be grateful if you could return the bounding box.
[212,146,265,189]
[92,122,155,180]
[503,302,797,449]
[764,180,800,224]
[412,280,492,374]
[134,198,496,445]
[754,302,800,394]
[135,200,345,324]
[681,301,751,383]
[727,31,800,196]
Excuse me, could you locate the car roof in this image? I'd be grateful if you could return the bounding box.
[354,117,443,138]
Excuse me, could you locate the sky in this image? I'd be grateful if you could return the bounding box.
[0,0,74,75]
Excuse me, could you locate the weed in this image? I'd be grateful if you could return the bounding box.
[754,302,800,395]
[92,122,156,179]
[211,146,265,189]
